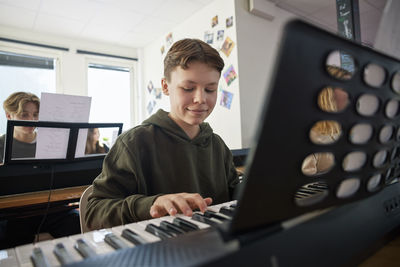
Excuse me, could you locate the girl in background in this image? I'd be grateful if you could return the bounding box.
[85,128,109,154]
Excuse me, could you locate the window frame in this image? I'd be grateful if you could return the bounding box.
[0,40,62,93]
[84,56,140,129]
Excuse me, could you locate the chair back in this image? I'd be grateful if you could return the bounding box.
[79,185,93,233]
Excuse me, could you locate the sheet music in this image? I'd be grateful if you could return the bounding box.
[35,93,91,159]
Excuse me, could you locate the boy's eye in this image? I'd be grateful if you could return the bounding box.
[182,87,194,91]
[205,88,216,93]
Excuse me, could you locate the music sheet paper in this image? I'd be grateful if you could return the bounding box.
[35,93,91,159]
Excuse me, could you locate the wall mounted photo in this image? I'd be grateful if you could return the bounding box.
[221,37,235,57]
[223,64,237,86]
[220,90,233,109]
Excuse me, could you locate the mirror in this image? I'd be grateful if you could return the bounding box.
[3,125,120,162]
[5,125,43,161]
[82,127,119,156]
[309,120,342,145]
[301,152,335,176]
[326,50,356,80]
[356,94,379,116]
[363,63,386,88]
[318,87,349,113]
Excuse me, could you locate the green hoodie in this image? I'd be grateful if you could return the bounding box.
[86,109,239,229]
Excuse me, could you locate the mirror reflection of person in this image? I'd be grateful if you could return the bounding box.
[0,92,81,249]
[85,128,109,154]
[302,87,345,176]
[0,92,39,164]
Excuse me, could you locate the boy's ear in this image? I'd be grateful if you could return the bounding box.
[5,112,12,120]
[161,78,169,95]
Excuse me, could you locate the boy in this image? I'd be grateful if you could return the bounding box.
[86,39,239,230]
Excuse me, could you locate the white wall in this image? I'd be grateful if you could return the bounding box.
[141,0,242,149]
[235,0,295,148]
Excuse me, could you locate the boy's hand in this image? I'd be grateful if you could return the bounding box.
[150,193,212,218]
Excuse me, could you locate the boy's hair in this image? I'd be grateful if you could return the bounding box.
[3,91,40,115]
[164,38,225,81]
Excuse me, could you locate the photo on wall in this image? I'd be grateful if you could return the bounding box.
[220,90,233,109]
[221,37,235,57]
[147,80,154,93]
[147,100,156,114]
[212,15,218,27]
[166,32,173,47]
[217,30,224,41]
[204,31,214,44]
[154,88,162,99]
[223,65,237,86]
[226,16,233,28]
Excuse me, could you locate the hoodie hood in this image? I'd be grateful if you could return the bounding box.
[143,109,213,146]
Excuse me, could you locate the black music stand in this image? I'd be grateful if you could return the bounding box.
[3,120,123,164]
[227,19,400,235]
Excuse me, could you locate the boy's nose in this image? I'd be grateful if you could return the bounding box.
[193,89,206,103]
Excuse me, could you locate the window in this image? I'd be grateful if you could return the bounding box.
[87,63,132,131]
[0,51,56,134]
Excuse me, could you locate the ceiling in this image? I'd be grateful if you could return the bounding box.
[0,0,388,48]
[0,0,215,48]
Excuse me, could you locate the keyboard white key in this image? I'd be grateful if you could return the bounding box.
[0,248,19,267]
[70,229,114,255]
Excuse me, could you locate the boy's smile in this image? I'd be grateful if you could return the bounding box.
[162,61,220,139]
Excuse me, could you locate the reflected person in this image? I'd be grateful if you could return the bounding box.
[302,87,346,176]
[85,128,109,154]
[0,92,39,163]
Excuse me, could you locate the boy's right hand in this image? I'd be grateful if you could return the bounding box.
[150,193,212,218]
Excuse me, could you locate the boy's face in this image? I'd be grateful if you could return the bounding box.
[162,61,220,132]
[6,101,39,135]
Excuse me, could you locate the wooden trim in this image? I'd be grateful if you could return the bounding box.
[0,185,89,209]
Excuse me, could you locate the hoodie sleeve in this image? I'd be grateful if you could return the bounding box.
[223,143,240,200]
[85,135,162,230]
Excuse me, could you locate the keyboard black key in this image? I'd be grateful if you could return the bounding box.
[192,213,222,227]
[74,238,97,258]
[204,210,231,221]
[160,221,186,235]
[30,247,50,267]
[145,223,174,239]
[172,217,199,232]
[219,206,235,216]
[121,229,147,245]
[53,243,75,265]
[104,233,130,250]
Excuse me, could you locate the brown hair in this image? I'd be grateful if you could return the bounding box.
[163,38,224,81]
[3,91,40,115]
[85,128,106,154]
